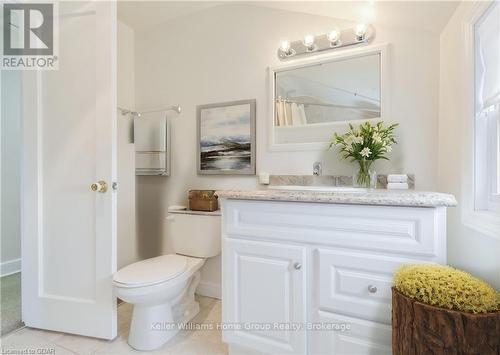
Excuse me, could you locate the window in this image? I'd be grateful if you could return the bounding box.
[474,1,500,214]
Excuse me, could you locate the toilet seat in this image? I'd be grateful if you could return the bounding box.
[113,254,188,288]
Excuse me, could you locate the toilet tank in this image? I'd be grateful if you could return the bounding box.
[166,206,221,258]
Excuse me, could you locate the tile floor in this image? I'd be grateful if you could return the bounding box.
[0,295,228,355]
[0,272,23,335]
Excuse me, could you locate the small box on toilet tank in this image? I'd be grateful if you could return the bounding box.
[188,190,219,212]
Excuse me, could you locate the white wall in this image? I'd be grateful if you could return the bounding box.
[117,21,138,269]
[133,3,442,292]
[1,71,22,276]
[439,2,500,289]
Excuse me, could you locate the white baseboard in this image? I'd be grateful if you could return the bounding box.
[1,258,21,277]
[196,281,221,299]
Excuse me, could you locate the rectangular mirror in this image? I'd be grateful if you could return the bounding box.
[270,45,388,150]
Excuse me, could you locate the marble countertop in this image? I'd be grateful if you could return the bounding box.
[216,189,457,208]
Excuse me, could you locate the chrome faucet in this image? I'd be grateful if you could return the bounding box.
[313,162,322,176]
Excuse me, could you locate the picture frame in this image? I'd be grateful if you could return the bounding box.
[197,99,256,175]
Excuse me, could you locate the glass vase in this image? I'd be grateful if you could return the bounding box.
[353,160,377,188]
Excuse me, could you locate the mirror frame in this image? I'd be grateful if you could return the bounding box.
[268,43,391,151]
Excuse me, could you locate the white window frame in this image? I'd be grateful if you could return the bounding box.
[475,103,500,213]
[462,1,500,240]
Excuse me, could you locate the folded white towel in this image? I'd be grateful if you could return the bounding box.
[387,174,408,183]
[387,182,409,190]
[135,152,166,170]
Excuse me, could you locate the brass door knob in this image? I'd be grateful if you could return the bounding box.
[91,181,108,193]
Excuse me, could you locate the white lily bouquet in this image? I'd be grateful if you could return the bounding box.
[330,121,398,188]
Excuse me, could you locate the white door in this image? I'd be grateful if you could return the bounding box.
[223,238,307,354]
[21,1,117,339]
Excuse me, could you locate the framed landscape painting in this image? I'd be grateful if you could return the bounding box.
[197,99,256,175]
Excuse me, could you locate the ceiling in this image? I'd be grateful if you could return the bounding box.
[118,1,460,33]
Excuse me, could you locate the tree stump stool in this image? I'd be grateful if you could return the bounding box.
[392,287,500,355]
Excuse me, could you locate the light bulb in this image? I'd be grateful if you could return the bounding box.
[302,34,315,51]
[327,29,340,46]
[279,39,291,53]
[355,23,368,41]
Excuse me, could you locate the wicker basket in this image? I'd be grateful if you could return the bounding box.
[188,190,219,212]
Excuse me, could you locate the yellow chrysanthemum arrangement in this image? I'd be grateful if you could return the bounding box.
[394,264,500,314]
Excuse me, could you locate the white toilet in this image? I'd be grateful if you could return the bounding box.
[113,206,221,351]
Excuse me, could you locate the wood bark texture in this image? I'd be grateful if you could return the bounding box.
[392,287,500,355]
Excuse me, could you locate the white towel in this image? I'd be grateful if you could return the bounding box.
[387,182,409,190]
[136,152,166,170]
[134,113,169,175]
[134,113,167,152]
[387,174,408,183]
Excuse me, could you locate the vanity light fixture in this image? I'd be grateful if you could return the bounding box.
[277,24,374,60]
[355,23,368,41]
[327,29,341,46]
[279,39,295,57]
[302,34,316,51]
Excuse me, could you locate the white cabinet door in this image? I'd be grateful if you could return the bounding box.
[22,1,117,339]
[223,238,307,354]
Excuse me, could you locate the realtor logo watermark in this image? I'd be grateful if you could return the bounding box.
[2,2,59,70]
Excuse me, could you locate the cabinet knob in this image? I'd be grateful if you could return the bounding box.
[368,285,377,293]
[294,262,302,270]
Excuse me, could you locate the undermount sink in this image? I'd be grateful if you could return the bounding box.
[268,185,370,193]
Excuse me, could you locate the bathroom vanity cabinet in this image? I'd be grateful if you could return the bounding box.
[217,190,455,355]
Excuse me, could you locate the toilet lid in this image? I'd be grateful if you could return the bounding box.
[113,254,188,287]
